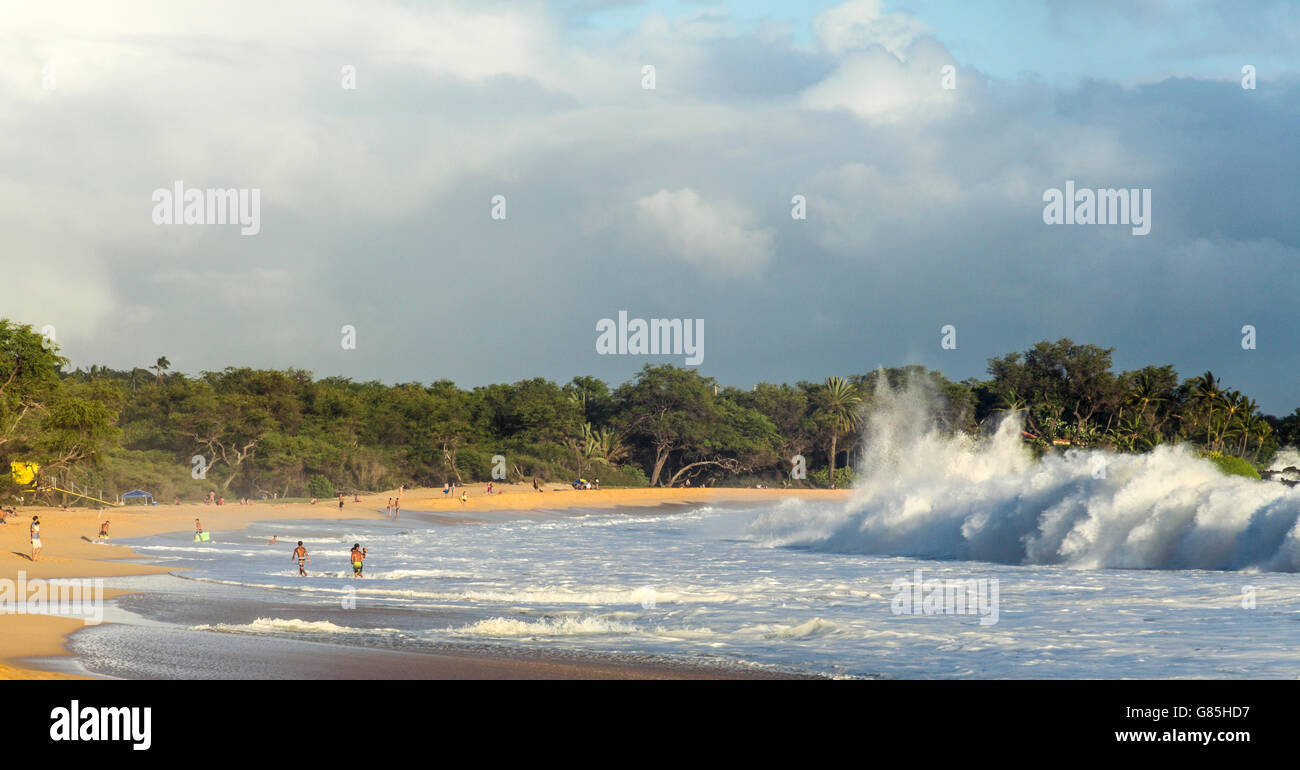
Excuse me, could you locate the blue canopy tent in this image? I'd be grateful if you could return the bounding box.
[121,489,156,506]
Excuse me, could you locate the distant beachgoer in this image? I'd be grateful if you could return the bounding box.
[386,497,393,517]
[460,491,468,504]
[532,478,539,492]
[173,496,181,505]
[338,494,345,511]
[310,497,317,505]
[443,483,451,495]
[98,520,110,542]
[487,482,493,495]
[593,478,599,490]
[268,535,278,545]
[292,541,310,576]
[353,494,360,503]
[350,543,367,578]
[393,498,400,520]
[30,516,42,561]
[195,518,202,535]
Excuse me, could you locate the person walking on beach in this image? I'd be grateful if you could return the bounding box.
[350,543,367,578]
[98,519,110,543]
[338,493,344,511]
[30,516,42,562]
[292,541,311,576]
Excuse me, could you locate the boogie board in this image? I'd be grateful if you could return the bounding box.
[195,531,211,542]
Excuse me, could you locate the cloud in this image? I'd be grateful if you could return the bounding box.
[0,0,1296,416]
[811,0,930,57]
[635,188,774,277]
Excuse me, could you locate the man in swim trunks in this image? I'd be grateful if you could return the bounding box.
[98,520,110,542]
[292,541,310,576]
[30,516,42,562]
[350,543,367,578]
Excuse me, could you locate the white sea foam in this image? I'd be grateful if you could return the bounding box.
[454,615,639,637]
[191,617,399,635]
[753,376,1300,571]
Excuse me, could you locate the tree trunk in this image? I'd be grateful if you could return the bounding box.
[650,447,671,487]
[828,433,838,489]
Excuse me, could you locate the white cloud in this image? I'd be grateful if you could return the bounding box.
[635,188,774,278]
[811,0,930,57]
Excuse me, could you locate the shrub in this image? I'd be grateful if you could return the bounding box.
[1201,451,1261,480]
[307,474,336,498]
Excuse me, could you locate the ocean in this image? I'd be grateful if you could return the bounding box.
[59,386,1300,680]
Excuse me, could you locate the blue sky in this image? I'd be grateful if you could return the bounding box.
[571,0,1299,84]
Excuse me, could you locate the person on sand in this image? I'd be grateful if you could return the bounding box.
[350,543,367,578]
[532,477,540,493]
[292,541,310,576]
[30,516,42,561]
[338,493,344,511]
[443,483,451,496]
[98,520,110,542]
[487,482,493,495]
[460,490,468,504]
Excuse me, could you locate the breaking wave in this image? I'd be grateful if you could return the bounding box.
[754,377,1300,571]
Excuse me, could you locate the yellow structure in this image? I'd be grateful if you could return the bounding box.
[9,461,40,486]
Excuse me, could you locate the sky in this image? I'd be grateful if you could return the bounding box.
[1,0,1297,413]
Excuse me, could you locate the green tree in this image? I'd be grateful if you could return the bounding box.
[813,376,862,488]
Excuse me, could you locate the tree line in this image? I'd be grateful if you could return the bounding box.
[0,320,1295,504]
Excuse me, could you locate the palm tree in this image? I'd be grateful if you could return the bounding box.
[154,356,171,383]
[1217,390,1244,453]
[815,377,863,489]
[1192,371,1222,447]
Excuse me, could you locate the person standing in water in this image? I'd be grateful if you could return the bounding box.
[292,541,310,576]
[393,497,399,520]
[385,498,393,518]
[30,516,42,562]
[98,519,110,543]
[350,543,367,578]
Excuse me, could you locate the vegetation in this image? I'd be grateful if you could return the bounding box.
[0,319,1293,505]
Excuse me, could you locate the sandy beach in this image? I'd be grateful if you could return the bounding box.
[0,484,847,680]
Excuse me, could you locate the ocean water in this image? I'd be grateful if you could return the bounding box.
[68,381,1300,679]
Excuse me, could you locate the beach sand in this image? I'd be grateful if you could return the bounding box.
[0,483,847,679]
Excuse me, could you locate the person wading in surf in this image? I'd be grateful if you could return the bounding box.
[350,543,367,578]
[292,541,311,576]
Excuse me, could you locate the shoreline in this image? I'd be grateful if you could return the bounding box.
[1,484,848,680]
